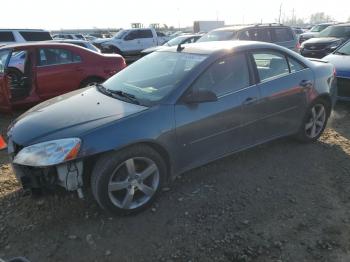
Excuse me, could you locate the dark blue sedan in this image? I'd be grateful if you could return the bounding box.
[4,41,337,215]
[324,40,350,101]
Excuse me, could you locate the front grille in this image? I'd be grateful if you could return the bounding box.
[304,43,329,50]
[337,77,350,98]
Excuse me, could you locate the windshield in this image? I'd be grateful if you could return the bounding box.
[0,50,10,74]
[319,26,350,38]
[310,24,329,32]
[197,30,236,42]
[337,41,350,55]
[164,36,188,46]
[102,51,207,105]
[113,30,129,39]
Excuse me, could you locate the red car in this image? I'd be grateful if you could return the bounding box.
[0,43,126,112]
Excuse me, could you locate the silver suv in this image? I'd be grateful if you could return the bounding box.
[198,24,298,51]
[0,29,52,46]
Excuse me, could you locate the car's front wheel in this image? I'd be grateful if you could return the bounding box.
[296,99,330,142]
[91,145,166,215]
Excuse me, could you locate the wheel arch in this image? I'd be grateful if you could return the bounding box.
[83,140,173,186]
[313,93,332,116]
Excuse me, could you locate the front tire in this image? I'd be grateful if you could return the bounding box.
[296,98,330,142]
[91,145,167,215]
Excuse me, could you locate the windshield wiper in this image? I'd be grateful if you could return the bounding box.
[108,89,140,105]
[334,51,349,55]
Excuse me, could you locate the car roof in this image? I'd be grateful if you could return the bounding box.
[50,39,89,44]
[331,23,350,27]
[0,29,47,32]
[158,40,283,55]
[212,24,290,32]
[0,42,85,50]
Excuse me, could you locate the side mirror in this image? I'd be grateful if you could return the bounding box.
[183,89,218,104]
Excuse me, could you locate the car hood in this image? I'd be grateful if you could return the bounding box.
[142,46,167,53]
[93,38,112,44]
[8,87,148,146]
[301,32,318,38]
[323,54,350,78]
[303,37,341,45]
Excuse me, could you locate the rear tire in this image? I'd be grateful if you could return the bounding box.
[296,98,330,143]
[91,145,167,215]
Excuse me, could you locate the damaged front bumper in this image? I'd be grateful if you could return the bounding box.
[11,160,85,198]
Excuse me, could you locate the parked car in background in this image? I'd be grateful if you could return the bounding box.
[198,24,298,51]
[50,39,100,52]
[299,23,336,44]
[0,43,125,112]
[93,28,170,57]
[193,21,225,33]
[141,34,202,56]
[300,23,350,58]
[0,29,52,47]
[3,41,336,215]
[52,33,86,40]
[324,40,350,101]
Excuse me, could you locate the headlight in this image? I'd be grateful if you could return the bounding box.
[13,138,81,167]
[328,40,342,50]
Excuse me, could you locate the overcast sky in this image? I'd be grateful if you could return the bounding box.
[2,0,349,30]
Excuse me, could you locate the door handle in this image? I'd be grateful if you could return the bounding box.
[300,80,312,88]
[243,97,257,105]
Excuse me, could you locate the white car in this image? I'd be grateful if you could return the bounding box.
[0,29,52,46]
[93,28,170,57]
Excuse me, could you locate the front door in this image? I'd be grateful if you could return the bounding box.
[122,30,144,55]
[0,49,11,112]
[175,53,260,170]
[35,47,83,100]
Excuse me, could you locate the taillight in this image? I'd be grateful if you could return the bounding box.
[296,42,301,50]
[333,67,337,77]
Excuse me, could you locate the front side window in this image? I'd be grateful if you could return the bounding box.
[37,48,81,66]
[191,53,250,96]
[253,51,289,81]
[102,51,207,105]
[319,26,350,38]
[0,32,15,42]
[337,40,350,55]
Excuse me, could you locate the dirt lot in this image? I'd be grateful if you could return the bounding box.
[1,103,350,262]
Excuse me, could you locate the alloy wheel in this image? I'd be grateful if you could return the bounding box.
[305,104,326,139]
[108,157,159,209]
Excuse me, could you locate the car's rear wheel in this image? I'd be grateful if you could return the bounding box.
[91,145,166,215]
[296,99,330,142]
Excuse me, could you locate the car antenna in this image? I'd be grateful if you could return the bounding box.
[177,43,185,52]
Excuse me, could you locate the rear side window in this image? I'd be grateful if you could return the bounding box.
[139,30,153,38]
[273,28,294,42]
[288,57,306,73]
[19,31,52,41]
[37,48,81,66]
[253,51,289,81]
[192,53,250,96]
[240,29,272,42]
[0,32,15,42]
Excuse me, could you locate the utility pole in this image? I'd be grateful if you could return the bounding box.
[278,3,282,24]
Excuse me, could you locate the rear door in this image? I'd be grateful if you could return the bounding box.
[249,49,311,142]
[122,30,144,55]
[35,47,84,99]
[139,29,156,49]
[0,49,12,112]
[175,53,260,169]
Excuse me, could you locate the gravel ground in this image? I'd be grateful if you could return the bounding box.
[0,103,350,262]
